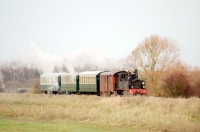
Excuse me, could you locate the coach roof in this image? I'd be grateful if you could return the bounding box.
[79,71,103,76]
[100,71,127,76]
[40,72,77,77]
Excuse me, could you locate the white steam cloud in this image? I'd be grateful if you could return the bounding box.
[17,43,62,73]
[17,43,135,73]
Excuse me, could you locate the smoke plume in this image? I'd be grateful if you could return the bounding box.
[17,43,136,73]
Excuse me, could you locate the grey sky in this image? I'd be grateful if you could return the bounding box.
[1,0,200,67]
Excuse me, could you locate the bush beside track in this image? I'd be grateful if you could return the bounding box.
[0,93,199,132]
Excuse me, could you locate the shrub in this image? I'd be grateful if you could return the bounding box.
[163,72,191,98]
[29,81,42,94]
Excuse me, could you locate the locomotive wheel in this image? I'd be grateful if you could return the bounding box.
[114,91,117,96]
[123,90,128,96]
[107,92,111,97]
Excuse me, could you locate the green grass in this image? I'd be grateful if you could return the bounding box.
[0,119,140,132]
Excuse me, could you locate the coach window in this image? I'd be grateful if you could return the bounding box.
[69,76,71,82]
[62,77,64,83]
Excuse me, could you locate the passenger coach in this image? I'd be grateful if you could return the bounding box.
[40,73,78,94]
[78,71,103,95]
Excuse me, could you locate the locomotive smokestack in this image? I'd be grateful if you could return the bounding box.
[135,69,138,79]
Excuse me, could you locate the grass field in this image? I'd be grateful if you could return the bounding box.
[0,119,139,132]
[0,93,200,132]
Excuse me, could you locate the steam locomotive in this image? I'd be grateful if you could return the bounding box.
[40,69,147,96]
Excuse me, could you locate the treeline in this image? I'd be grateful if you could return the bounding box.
[0,61,41,82]
[0,61,41,91]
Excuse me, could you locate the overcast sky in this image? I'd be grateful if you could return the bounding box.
[1,0,200,68]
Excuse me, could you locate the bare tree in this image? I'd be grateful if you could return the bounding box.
[128,35,180,96]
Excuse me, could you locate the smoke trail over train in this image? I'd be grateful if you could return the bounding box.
[17,43,135,73]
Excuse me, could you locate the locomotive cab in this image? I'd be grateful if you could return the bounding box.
[128,70,147,95]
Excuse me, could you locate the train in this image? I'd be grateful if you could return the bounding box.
[40,69,147,96]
